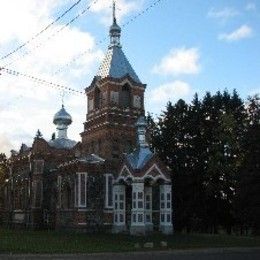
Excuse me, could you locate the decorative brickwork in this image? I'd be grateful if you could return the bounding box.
[0,7,173,234]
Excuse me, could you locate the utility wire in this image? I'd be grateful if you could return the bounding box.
[0,67,84,95]
[4,0,99,67]
[0,0,84,62]
[0,0,165,97]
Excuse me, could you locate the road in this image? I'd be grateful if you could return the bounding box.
[1,248,260,260]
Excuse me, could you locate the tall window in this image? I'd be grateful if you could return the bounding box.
[105,174,113,208]
[94,88,101,109]
[145,187,152,223]
[160,186,172,224]
[75,173,87,207]
[114,188,125,224]
[33,180,42,208]
[121,84,131,107]
[34,160,44,174]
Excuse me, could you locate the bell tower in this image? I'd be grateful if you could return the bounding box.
[81,1,146,160]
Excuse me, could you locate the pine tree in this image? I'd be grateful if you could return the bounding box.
[149,90,247,233]
[235,95,260,235]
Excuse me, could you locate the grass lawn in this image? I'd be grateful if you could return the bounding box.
[0,228,260,254]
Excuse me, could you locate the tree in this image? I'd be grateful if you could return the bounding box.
[148,90,247,233]
[35,129,43,139]
[235,95,260,235]
[0,153,8,213]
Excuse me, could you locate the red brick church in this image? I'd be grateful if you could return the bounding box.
[1,3,173,235]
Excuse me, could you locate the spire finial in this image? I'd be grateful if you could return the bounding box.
[113,0,116,23]
[61,91,65,108]
[109,0,121,48]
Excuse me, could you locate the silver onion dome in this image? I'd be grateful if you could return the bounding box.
[53,105,72,126]
[49,105,76,149]
[110,19,121,35]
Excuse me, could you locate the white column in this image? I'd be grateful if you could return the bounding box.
[144,186,153,232]
[112,184,126,233]
[130,182,145,235]
[160,184,173,234]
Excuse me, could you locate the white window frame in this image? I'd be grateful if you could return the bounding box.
[75,172,87,208]
[160,185,172,225]
[105,174,114,209]
[113,185,125,225]
[145,187,152,224]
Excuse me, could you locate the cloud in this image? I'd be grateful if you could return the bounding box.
[0,134,14,155]
[0,0,104,156]
[0,0,69,45]
[207,7,239,21]
[218,25,253,42]
[245,3,256,11]
[149,81,192,105]
[152,47,200,76]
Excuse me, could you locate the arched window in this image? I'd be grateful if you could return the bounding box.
[94,88,101,109]
[121,84,131,108]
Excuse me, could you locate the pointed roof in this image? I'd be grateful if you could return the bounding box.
[96,1,141,84]
[97,47,141,84]
[126,116,154,170]
[126,147,154,170]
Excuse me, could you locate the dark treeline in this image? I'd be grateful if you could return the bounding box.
[148,90,260,235]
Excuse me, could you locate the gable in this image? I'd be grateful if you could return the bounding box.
[144,164,171,182]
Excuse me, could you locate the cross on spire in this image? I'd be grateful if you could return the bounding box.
[112,0,116,23]
[60,91,65,108]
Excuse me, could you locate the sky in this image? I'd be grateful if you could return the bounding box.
[0,0,259,155]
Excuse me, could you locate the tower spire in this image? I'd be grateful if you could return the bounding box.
[109,0,121,48]
[112,0,116,23]
[61,91,65,108]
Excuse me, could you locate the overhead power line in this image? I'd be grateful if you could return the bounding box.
[4,0,100,68]
[0,0,166,98]
[0,67,84,95]
[0,0,84,62]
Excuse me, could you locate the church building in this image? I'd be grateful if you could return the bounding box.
[1,3,173,235]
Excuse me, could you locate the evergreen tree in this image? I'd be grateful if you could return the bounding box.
[149,90,247,233]
[235,95,260,235]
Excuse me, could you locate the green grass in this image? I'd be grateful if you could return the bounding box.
[0,228,259,254]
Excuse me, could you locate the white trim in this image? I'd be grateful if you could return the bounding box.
[160,184,172,226]
[105,174,114,208]
[116,164,171,183]
[113,185,126,226]
[131,182,145,226]
[116,165,133,182]
[75,172,88,208]
[144,164,170,182]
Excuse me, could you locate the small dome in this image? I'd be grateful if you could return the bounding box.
[110,21,121,34]
[53,105,72,126]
